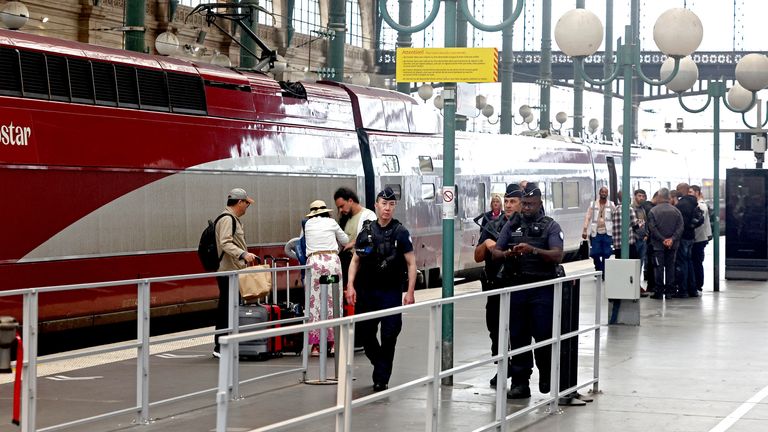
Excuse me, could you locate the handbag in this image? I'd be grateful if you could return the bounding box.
[577,240,590,260]
[238,264,272,301]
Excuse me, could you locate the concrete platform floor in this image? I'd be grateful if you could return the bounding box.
[1,245,767,432]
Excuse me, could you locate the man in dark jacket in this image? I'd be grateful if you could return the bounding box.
[674,183,700,298]
[647,188,684,299]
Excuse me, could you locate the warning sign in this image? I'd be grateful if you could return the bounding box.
[442,186,455,219]
[396,48,499,83]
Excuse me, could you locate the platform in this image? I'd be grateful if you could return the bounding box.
[1,245,767,432]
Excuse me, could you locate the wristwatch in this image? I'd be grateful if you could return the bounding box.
[532,248,538,255]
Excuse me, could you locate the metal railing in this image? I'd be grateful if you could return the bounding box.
[3,263,311,432]
[216,271,604,432]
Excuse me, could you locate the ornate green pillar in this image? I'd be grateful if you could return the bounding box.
[125,0,146,53]
[327,0,347,82]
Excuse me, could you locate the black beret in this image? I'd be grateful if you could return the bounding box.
[377,187,398,201]
[505,183,523,198]
[523,182,542,197]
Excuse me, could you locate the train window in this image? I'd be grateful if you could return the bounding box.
[382,154,399,173]
[421,183,436,200]
[418,156,433,173]
[92,61,118,107]
[20,50,49,99]
[67,58,94,103]
[552,182,564,209]
[46,55,70,102]
[167,72,207,115]
[0,48,21,96]
[564,181,580,208]
[115,64,139,108]
[384,184,401,200]
[137,68,170,112]
[490,182,506,195]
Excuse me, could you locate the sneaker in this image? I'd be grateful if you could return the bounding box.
[506,384,531,399]
[373,382,388,392]
[489,374,497,388]
[212,350,221,359]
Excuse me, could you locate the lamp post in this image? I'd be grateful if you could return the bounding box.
[667,54,767,291]
[555,7,703,259]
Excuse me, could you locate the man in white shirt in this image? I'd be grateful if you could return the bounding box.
[334,187,377,284]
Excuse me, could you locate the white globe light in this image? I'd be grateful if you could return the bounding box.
[727,83,754,112]
[653,8,703,57]
[519,104,532,118]
[524,114,534,124]
[350,72,370,86]
[555,9,604,57]
[1,1,29,30]
[482,104,495,118]
[617,124,624,135]
[211,53,232,67]
[735,53,768,92]
[417,84,434,102]
[588,118,600,131]
[155,31,180,56]
[660,56,698,93]
[475,95,487,111]
[433,95,444,110]
[555,111,568,124]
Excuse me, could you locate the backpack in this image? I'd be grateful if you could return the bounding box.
[689,205,705,230]
[197,213,236,272]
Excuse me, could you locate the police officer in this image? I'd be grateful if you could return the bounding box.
[345,187,416,392]
[474,184,523,387]
[491,183,564,399]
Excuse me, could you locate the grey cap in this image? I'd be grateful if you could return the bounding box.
[228,188,254,203]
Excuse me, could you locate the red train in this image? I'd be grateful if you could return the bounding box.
[0,29,709,333]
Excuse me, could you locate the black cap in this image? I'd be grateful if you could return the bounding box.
[504,183,523,198]
[523,182,541,197]
[377,187,398,201]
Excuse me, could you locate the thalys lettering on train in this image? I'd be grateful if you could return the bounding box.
[0,122,31,146]
[0,28,718,334]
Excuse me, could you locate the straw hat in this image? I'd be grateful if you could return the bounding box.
[306,200,333,217]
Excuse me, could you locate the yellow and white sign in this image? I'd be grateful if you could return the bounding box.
[396,48,499,83]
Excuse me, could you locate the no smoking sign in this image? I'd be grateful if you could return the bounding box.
[441,186,455,219]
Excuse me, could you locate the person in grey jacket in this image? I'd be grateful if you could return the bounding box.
[647,188,684,299]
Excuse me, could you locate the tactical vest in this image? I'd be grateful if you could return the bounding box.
[502,215,558,280]
[357,219,407,289]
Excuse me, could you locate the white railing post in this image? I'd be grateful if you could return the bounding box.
[21,290,38,432]
[495,291,511,432]
[425,304,442,432]
[228,274,240,399]
[216,340,233,432]
[301,267,313,382]
[593,275,602,394]
[334,322,354,432]
[136,281,151,424]
[548,282,563,412]
[319,275,329,382]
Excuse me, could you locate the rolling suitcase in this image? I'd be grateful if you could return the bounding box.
[239,304,269,359]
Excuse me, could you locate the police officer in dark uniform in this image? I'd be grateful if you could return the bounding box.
[491,183,564,399]
[345,187,416,392]
[474,184,523,387]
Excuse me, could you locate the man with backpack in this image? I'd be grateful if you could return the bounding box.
[345,187,416,392]
[211,188,258,358]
